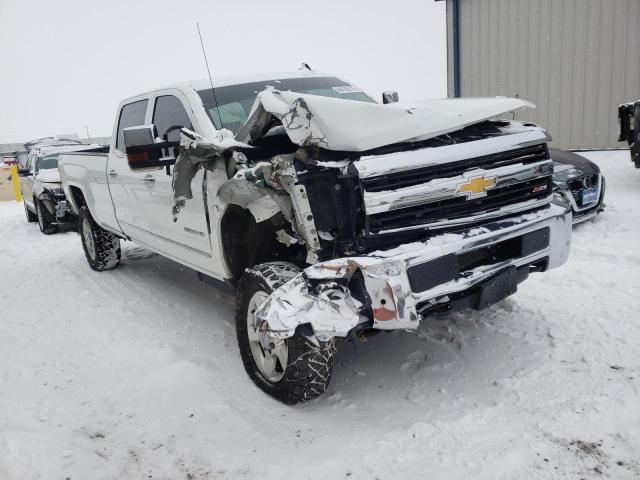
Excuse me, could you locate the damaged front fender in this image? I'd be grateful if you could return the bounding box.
[255,204,572,342]
[255,256,403,341]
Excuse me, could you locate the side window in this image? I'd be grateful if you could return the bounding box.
[116,99,148,153]
[153,95,193,142]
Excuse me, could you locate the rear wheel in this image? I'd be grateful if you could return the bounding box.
[36,198,57,235]
[24,201,37,223]
[78,205,121,271]
[235,263,336,404]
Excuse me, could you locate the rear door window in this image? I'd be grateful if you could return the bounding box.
[116,99,148,153]
[152,95,193,142]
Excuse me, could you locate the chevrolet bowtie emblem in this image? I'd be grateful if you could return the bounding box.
[457,175,496,199]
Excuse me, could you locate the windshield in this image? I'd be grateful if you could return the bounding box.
[37,155,58,170]
[197,76,375,133]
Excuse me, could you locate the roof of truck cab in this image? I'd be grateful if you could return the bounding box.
[186,70,337,91]
[35,143,103,157]
[124,69,339,100]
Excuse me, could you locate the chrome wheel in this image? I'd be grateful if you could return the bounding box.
[246,290,288,383]
[82,217,96,261]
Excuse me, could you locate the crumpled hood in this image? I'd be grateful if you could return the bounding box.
[236,88,535,152]
[35,168,61,184]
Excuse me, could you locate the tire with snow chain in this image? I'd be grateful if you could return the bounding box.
[24,201,37,223]
[36,198,57,235]
[78,205,121,271]
[236,262,337,404]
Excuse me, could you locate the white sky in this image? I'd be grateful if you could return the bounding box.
[0,0,446,144]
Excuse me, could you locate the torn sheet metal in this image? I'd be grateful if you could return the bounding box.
[255,274,363,341]
[216,152,321,262]
[236,87,535,152]
[245,197,281,223]
[216,160,295,224]
[171,128,248,220]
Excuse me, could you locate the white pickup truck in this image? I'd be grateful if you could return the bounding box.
[59,69,572,404]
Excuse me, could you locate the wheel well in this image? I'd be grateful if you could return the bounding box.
[220,205,304,286]
[68,186,87,212]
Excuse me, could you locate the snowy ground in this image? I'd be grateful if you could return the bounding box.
[1,151,639,480]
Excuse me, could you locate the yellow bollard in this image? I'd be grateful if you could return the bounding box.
[9,165,22,202]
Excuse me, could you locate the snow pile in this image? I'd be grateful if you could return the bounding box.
[0,151,639,479]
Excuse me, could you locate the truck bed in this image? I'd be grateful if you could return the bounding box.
[58,148,120,232]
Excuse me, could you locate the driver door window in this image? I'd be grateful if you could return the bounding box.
[153,95,193,142]
[116,99,148,153]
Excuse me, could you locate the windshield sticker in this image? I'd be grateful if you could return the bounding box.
[332,85,363,94]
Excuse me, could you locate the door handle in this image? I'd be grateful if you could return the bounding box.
[142,175,155,183]
[108,169,117,177]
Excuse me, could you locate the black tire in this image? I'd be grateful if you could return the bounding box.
[78,205,121,271]
[24,201,37,223]
[236,262,336,404]
[35,198,57,235]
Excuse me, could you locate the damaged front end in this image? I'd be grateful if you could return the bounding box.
[37,183,74,224]
[255,203,571,341]
[173,86,571,342]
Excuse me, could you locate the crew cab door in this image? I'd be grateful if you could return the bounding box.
[19,153,36,208]
[144,93,213,267]
[107,98,158,250]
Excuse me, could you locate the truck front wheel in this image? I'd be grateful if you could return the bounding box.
[235,263,336,404]
[78,206,121,271]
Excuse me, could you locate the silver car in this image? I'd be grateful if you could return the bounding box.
[19,144,100,234]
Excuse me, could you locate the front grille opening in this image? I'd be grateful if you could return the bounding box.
[362,143,548,192]
[368,177,552,232]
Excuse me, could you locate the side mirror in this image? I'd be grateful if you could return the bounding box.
[17,168,32,176]
[382,91,399,104]
[124,124,179,171]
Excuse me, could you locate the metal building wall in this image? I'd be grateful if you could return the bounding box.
[446,0,640,149]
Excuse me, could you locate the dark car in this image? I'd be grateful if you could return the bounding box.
[550,148,605,224]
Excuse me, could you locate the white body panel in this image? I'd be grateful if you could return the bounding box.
[59,70,553,290]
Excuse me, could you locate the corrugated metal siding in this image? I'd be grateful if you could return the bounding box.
[450,0,640,149]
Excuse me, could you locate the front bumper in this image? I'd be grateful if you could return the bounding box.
[257,203,572,340]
